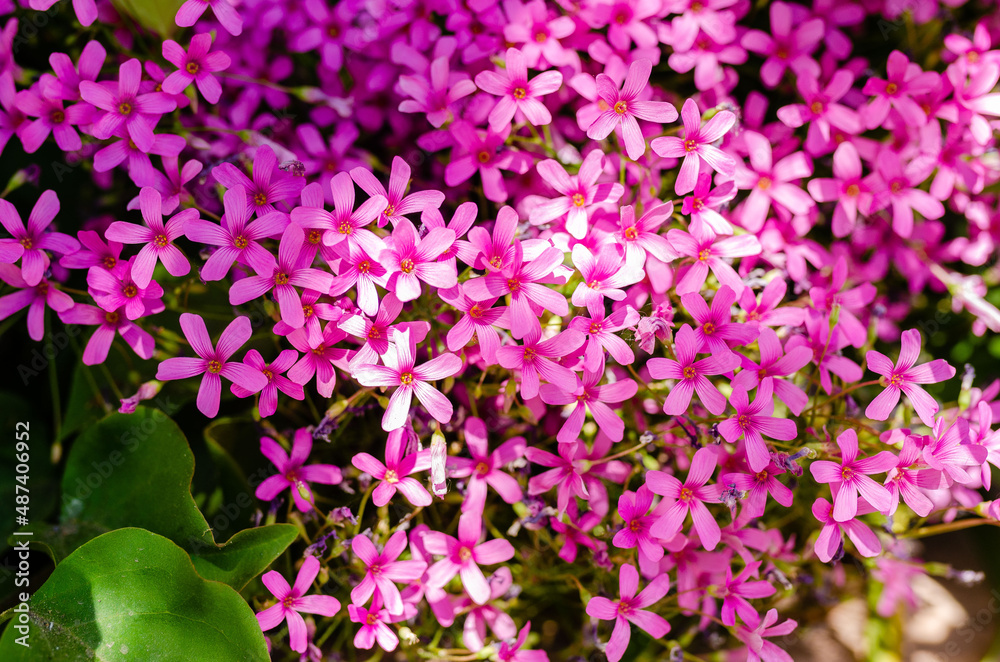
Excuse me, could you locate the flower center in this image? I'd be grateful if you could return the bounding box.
[400,372,415,385]
[302,305,313,318]
[105,311,120,324]
[810,100,824,115]
[262,368,274,381]
[475,461,490,476]
[679,487,693,502]
[274,272,290,285]
[624,226,637,240]
[507,278,520,292]
[123,284,138,298]
[571,192,586,207]
[889,179,904,194]
[587,279,601,290]
[103,256,117,269]
[841,466,855,481]
[118,101,132,115]
[535,31,547,42]
[758,367,767,378]
[312,344,326,355]
[684,139,698,152]
[154,234,169,248]
[384,469,399,484]
[477,150,492,163]
[512,87,527,100]
[755,469,769,483]
[400,258,415,273]
[617,600,633,616]
[366,612,379,625]
[207,360,222,374]
[613,100,628,115]
[186,61,200,75]
[234,234,248,249]
[629,519,642,532]
[19,237,32,249]
[738,414,750,429]
[885,82,898,95]
[383,203,395,217]
[683,366,697,379]
[702,321,715,335]
[523,347,536,361]
[845,184,860,197]
[358,260,371,274]
[698,248,711,262]
[757,176,772,190]
[253,192,268,206]
[283,596,296,609]
[470,304,484,319]
[307,230,322,244]
[368,326,382,339]
[458,546,473,562]
[775,47,789,60]
[50,109,65,124]
[35,281,49,295]
[338,220,353,234]
[589,321,602,334]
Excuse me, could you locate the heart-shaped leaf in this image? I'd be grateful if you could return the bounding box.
[0,528,269,660]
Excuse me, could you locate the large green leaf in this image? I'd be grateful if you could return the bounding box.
[110,0,186,38]
[41,407,295,589]
[0,528,269,661]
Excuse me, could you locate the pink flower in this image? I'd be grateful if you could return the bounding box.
[651,98,737,195]
[0,266,74,341]
[884,435,938,517]
[212,144,305,217]
[539,355,638,444]
[87,259,164,320]
[351,530,427,616]
[733,608,797,662]
[498,621,548,662]
[29,0,97,26]
[161,33,230,104]
[256,429,342,512]
[231,349,304,417]
[868,149,944,239]
[614,203,677,269]
[721,460,794,520]
[733,131,814,232]
[738,279,804,329]
[496,326,583,401]
[718,380,798,473]
[465,242,569,341]
[338,294,427,371]
[647,446,725,549]
[352,428,432,507]
[457,567,517,652]
[719,560,776,628]
[444,122,526,203]
[447,417,525,513]
[681,285,759,356]
[530,151,625,239]
[185,185,286,281]
[681,173,737,235]
[256,556,340,653]
[59,230,122,271]
[424,511,516,605]
[13,85,89,153]
[866,329,956,427]
[809,429,897,522]
[612,485,663,563]
[741,2,824,87]
[380,219,457,302]
[805,142,875,238]
[568,302,640,372]
[350,156,445,228]
[155,313,267,417]
[175,0,243,36]
[328,241,387,317]
[776,71,862,150]
[291,171,386,254]
[0,190,78,286]
[571,243,642,308]
[229,223,334,330]
[585,564,670,662]
[398,57,477,128]
[286,322,348,398]
[811,497,882,562]
[922,418,987,485]
[353,328,462,431]
[648,324,740,415]
[586,59,678,160]
[79,59,176,152]
[667,224,761,295]
[58,303,154,365]
[439,285,508,365]
[475,47,563,132]
[348,597,414,652]
[731,327,812,415]
[105,188,195,288]
[861,50,940,129]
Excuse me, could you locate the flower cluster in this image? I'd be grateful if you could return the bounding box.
[2,0,1000,660]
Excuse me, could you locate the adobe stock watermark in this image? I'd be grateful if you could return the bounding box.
[16,324,83,386]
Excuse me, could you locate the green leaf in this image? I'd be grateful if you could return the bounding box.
[110,0,185,38]
[51,407,295,589]
[0,528,269,661]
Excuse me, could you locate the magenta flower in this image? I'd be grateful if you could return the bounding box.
[329,241,387,318]
[58,303,154,365]
[731,327,812,415]
[351,530,427,616]
[79,59,176,152]
[465,205,518,273]
[738,279,805,329]
[585,564,670,662]
[861,50,940,129]
[348,596,414,652]
[92,127,184,187]
[680,285,759,356]
[87,259,164,321]
[718,560,776,628]
[212,144,305,216]
[681,173,738,235]
[530,151,625,239]
[351,156,445,228]
[29,0,97,26]
[496,326,583,401]
[381,219,457,302]
[256,556,340,654]
[806,142,875,238]
[568,302,640,372]
[668,224,761,295]
[647,446,725,549]
[648,324,741,416]
[231,349,304,417]
[59,230,122,272]
[353,328,462,431]
[733,131,814,232]
[525,440,594,516]
[776,71,862,149]
[352,428,432,507]
[570,243,643,308]
[866,329,956,427]
[291,171,386,254]
[162,33,231,104]
[175,0,243,36]
[539,355,638,444]
[922,418,987,485]
[447,416,525,513]
[0,265,74,341]
[465,243,569,341]
[0,190,78,286]
[14,86,89,153]
[741,1,824,87]
[785,311,863,395]
[718,380,798,473]
[339,294,429,372]
[652,98,737,195]
[456,566,517,652]
[733,608,798,662]
[475,47,563,132]
[811,497,882,562]
[286,322,348,398]
[229,223,334,330]
[105,188,195,289]
[424,511,515,605]
[586,58,678,160]
[255,428,342,512]
[439,285,508,366]
[398,56,477,128]
[444,122,527,203]
[884,436,937,518]
[614,203,677,269]
[612,485,663,563]
[186,185,285,281]
[809,429,897,522]
[155,313,267,417]
[868,149,944,239]
[721,460,794,520]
